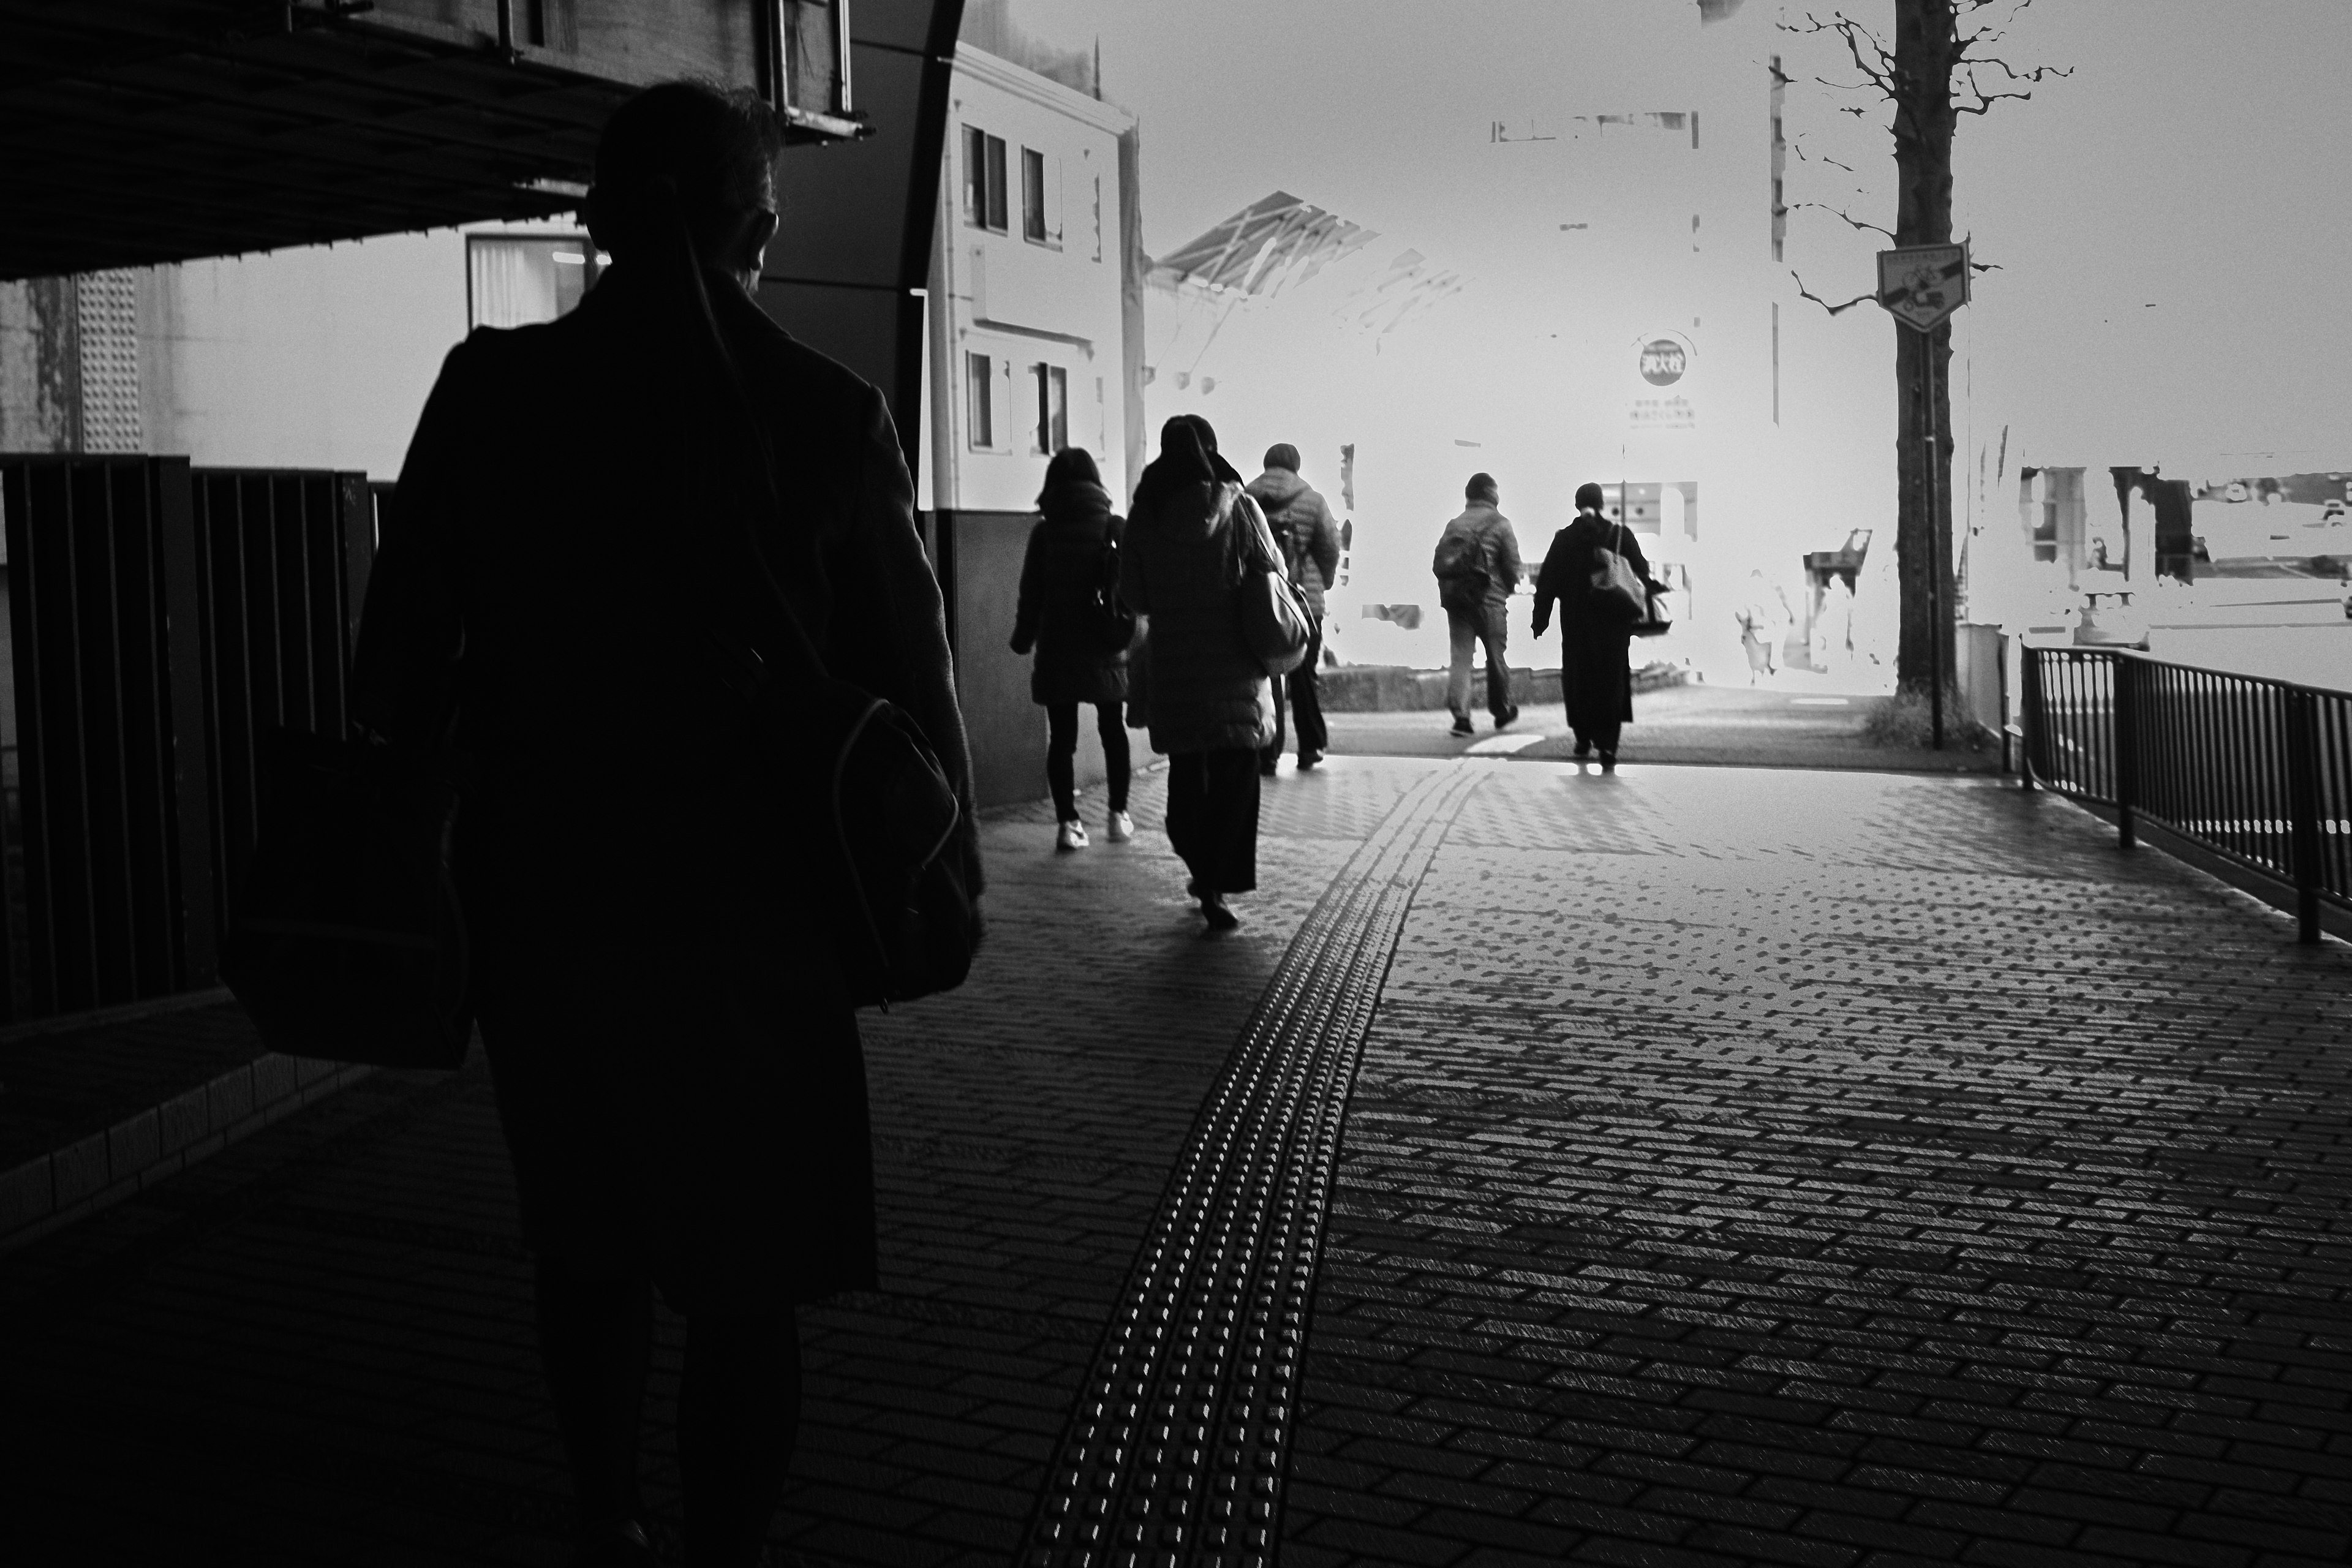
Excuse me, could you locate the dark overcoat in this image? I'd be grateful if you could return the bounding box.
[1011,480,1130,707]
[1118,480,1278,756]
[350,263,979,1310]
[1533,513,1654,733]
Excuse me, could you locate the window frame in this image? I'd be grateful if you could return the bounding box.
[1033,361,1068,455]
[963,125,1008,233]
[967,350,996,450]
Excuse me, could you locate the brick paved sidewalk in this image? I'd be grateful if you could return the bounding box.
[0,758,1428,1564]
[1288,764,2352,1568]
[2,756,2345,1568]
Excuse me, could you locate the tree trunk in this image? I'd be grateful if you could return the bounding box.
[1892,0,1958,702]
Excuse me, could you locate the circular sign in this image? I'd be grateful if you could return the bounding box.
[1640,339,1686,386]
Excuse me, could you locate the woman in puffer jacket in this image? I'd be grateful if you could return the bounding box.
[1118,415,1280,932]
[1011,447,1133,851]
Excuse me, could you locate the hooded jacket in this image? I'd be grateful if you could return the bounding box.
[1011,479,1129,707]
[1243,467,1343,618]
[1431,501,1523,609]
[1118,478,1279,755]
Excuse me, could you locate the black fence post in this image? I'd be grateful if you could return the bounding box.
[2018,645,2038,791]
[2113,652,2137,850]
[2287,686,2323,944]
[155,459,218,986]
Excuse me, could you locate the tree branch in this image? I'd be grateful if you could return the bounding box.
[1792,202,1894,241]
[1790,270,1874,316]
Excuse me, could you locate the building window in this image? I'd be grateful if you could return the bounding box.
[1033,363,1068,454]
[964,126,1007,233]
[1091,173,1103,262]
[1019,148,1063,248]
[967,352,997,449]
[467,235,600,328]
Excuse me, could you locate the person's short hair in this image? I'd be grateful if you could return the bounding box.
[1574,481,1605,511]
[1263,443,1301,473]
[594,80,786,252]
[1466,472,1498,502]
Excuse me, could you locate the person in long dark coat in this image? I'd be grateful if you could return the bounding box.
[1119,415,1279,931]
[1533,481,1658,771]
[1011,447,1132,850]
[351,83,981,1568]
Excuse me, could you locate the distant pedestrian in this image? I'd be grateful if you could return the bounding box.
[1431,472,1523,736]
[1246,443,1341,774]
[1120,415,1280,932]
[1011,448,1133,851]
[1533,481,1659,771]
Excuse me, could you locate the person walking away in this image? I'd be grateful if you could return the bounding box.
[352,81,982,1568]
[1533,481,1658,771]
[1011,447,1133,850]
[1431,472,1523,736]
[1245,443,1341,773]
[1120,415,1280,932]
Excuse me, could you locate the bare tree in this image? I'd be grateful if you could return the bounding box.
[1783,1,2065,715]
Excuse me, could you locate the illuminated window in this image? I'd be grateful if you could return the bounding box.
[466,235,600,329]
[967,352,997,450]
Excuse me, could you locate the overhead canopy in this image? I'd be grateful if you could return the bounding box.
[0,0,910,282]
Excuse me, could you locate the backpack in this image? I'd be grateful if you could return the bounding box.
[1085,536,1138,653]
[1432,526,1488,605]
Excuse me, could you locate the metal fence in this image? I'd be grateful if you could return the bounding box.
[0,455,374,1026]
[2021,644,2351,943]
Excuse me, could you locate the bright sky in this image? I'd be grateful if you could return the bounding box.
[1014,0,2350,473]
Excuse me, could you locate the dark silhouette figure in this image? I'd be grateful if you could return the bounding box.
[1011,447,1133,849]
[1120,416,1278,931]
[1246,443,1341,774]
[352,82,979,1567]
[1534,481,1657,771]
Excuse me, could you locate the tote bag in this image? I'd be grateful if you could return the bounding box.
[1230,491,1313,676]
[1589,521,1649,623]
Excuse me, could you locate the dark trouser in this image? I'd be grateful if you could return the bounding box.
[1166,748,1261,894]
[1047,701,1131,821]
[1260,614,1328,768]
[1445,599,1513,723]
[1564,624,1634,757]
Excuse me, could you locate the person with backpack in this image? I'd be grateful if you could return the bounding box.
[1011,447,1133,850]
[1431,472,1523,736]
[351,82,981,1567]
[1244,443,1341,774]
[1533,481,1660,771]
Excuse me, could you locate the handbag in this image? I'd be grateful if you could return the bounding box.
[1086,535,1139,654]
[219,727,473,1069]
[1231,491,1313,676]
[703,590,978,1012]
[1632,576,1674,639]
[1589,521,1649,623]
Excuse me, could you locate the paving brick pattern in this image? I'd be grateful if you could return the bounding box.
[1286,764,2352,1568]
[1028,763,1483,1568]
[0,759,1419,1565]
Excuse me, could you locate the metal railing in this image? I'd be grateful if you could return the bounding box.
[0,455,374,1026]
[2021,644,2350,943]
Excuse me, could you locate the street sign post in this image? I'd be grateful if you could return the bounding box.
[1877,242,1970,748]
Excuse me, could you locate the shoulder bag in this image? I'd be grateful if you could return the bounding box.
[1229,489,1313,676]
[220,726,473,1069]
[1589,521,1649,623]
[1086,534,1139,654]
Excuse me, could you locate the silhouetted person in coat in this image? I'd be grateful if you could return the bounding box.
[1011,447,1133,850]
[1246,443,1341,773]
[1534,481,1657,771]
[352,82,981,1567]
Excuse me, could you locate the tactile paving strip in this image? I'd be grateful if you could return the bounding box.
[1023,762,1490,1568]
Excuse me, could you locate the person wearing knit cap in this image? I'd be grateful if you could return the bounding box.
[1430,472,1524,736]
[1243,443,1342,774]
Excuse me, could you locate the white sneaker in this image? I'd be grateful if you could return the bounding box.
[1056,819,1090,851]
[1106,810,1134,843]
